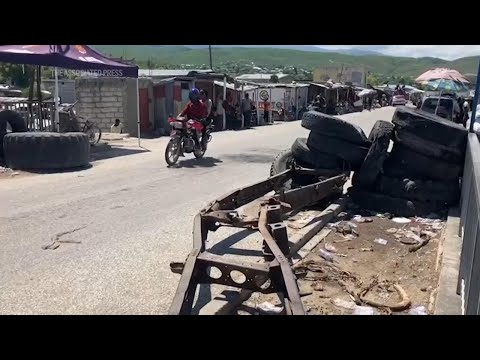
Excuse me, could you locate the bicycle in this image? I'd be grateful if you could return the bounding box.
[59,101,102,145]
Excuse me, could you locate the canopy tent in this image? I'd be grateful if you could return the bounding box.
[416,68,469,83]
[0,45,141,145]
[415,67,470,95]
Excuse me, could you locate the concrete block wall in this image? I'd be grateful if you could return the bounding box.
[76,77,139,136]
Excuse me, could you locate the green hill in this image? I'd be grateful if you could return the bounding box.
[92,45,479,78]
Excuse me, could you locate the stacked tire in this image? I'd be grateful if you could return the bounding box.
[270,110,371,188]
[0,110,28,159]
[349,107,468,217]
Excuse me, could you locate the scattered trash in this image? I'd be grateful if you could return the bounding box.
[257,302,284,315]
[318,249,334,262]
[420,287,427,292]
[409,306,428,315]
[341,234,357,241]
[405,232,423,243]
[374,238,388,246]
[353,215,373,223]
[394,234,403,240]
[11,171,19,176]
[392,217,411,224]
[299,284,313,297]
[331,298,356,310]
[347,221,358,228]
[324,243,337,253]
[352,306,379,315]
[331,221,359,238]
[421,230,437,239]
[431,223,444,231]
[361,248,374,252]
[313,282,324,291]
[386,228,398,234]
[353,215,365,223]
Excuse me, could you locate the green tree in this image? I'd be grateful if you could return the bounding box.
[0,64,32,87]
[270,74,279,83]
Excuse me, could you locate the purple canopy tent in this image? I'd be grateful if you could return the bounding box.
[0,45,142,145]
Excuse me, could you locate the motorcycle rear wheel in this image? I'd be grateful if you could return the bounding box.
[165,138,181,166]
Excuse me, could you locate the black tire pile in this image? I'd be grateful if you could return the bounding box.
[349,106,468,217]
[270,108,468,217]
[270,110,371,189]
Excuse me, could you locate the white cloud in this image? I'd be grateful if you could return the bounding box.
[316,45,480,60]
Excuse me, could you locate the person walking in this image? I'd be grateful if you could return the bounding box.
[240,93,253,129]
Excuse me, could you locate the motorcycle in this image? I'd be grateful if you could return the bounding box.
[164,116,213,166]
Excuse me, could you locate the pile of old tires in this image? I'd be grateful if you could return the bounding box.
[270,110,371,189]
[1,109,91,170]
[270,107,468,217]
[349,106,468,217]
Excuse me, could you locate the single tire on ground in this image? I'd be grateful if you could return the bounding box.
[3,132,90,170]
[307,132,369,171]
[0,110,28,133]
[348,187,447,218]
[301,111,371,146]
[353,120,394,188]
[393,128,464,164]
[392,106,468,150]
[375,175,460,205]
[291,137,343,169]
[383,143,462,181]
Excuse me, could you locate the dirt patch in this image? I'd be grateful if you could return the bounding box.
[243,214,444,315]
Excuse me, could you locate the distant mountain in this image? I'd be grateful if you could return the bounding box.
[91,45,479,78]
[184,45,383,56]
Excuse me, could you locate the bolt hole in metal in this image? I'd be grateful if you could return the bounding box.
[206,266,222,280]
[255,275,272,290]
[230,270,247,284]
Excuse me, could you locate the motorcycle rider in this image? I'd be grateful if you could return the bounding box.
[178,88,208,151]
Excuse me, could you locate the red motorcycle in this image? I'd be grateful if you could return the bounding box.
[164,116,213,166]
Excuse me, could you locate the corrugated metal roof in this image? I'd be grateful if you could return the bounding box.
[213,81,258,91]
[235,73,291,80]
[138,69,213,77]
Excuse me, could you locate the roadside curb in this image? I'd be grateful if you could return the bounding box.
[434,207,463,315]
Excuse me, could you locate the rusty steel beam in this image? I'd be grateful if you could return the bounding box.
[258,205,305,315]
[277,174,347,209]
[168,171,346,315]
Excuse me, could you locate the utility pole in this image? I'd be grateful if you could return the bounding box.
[208,45,213,70]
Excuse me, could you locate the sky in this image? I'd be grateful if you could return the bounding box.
[317,45,480,60]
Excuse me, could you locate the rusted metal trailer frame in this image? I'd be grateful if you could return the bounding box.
[168,167,347,315]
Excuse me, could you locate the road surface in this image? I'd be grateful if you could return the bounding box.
[0,107,395,314]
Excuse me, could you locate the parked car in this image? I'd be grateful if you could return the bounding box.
[392,94,408,106]
[419,95,461,122]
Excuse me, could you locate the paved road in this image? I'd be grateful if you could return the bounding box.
[0,108,395,314]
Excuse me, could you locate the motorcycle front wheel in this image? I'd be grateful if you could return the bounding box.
[165,138,181,166]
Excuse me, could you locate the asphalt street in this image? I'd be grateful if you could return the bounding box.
[0,107,396,314]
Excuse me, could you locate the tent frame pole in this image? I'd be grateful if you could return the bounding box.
[54,67,59,132]
[137,78,141,147]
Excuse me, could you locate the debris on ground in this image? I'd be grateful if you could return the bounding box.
[319,249,334,262]
[373,238,388,246]
[409,306,428,315]
[257,302,284,315]
[392,217,412,224]
[352,305,379,315]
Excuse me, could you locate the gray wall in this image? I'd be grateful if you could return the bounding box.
[76,77,139,136]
